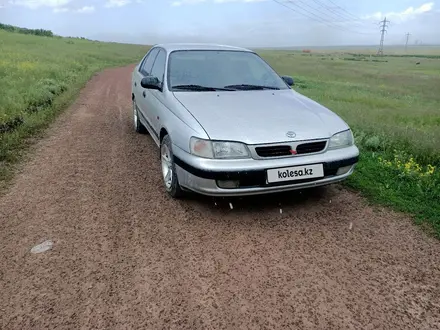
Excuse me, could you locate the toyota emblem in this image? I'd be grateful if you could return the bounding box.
[286,131,296,138]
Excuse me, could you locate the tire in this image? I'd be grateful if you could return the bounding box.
[133,98,148,134]
[160,134,184,198]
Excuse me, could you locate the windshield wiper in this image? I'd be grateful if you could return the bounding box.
[172,84,235,91]
[224,84,280,90]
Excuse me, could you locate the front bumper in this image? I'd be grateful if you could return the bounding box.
[172,144,359,197]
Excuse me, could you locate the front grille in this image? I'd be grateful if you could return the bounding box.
[255,141,327,158]
[255,145,291,157]
[296,141,326,154]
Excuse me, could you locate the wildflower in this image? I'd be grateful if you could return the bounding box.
[378,151,436,181]
[427,165,436,176]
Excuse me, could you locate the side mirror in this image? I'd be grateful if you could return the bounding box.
[141,76,161,90]
[281,75,294,87]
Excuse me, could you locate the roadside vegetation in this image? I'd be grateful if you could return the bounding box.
[0,22,54,37]
[0,29,149,188]
[260,50,440,237]
[1,26,438,237]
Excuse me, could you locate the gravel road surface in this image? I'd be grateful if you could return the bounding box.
[1,65,439,329]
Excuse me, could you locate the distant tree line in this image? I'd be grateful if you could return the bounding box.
[0,23,54,37]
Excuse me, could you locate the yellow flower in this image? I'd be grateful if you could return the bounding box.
[427,165,435,175]
[17,61,36,71]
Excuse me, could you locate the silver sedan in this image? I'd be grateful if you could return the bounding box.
[131,43,359,198]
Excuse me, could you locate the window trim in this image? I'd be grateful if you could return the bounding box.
[138,55,147,73]
[148,47,167,92]
[139,47,160,76]
[138,49,153,73]
[150,48,167,85]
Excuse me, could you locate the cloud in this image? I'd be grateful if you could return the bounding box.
[213,0,266,3]
[10,0,72,9]
[104,0,131,7]
[53,6,68,11]
[171,0,205,6]
[76,5,93,12]
[363,2,434,22]
[171,0,265,6]
[3,0,139,10]
[53,4,94,13]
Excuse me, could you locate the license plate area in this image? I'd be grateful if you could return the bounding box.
[266,164,324,183]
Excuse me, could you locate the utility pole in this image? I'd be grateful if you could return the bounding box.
[405,32,411,51]
[377,17,390,56]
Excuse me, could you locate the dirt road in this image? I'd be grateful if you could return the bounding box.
[1,65,439,329]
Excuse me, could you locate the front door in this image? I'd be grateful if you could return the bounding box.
[134,47,159,132]
[144,49,167,135]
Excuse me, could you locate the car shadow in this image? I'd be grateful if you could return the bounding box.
[180,185,336,214]
[172,183,358,233]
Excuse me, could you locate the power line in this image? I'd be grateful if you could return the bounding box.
[377,17,390,56]
[272,0,374,35]
[285,0,353,30]
[310,0,376,31]
[298,0,349,23]
[311,0,363,24]
[272,0,342,28]
[325,0,362,21]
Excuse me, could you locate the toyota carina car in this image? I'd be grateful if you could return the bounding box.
[131,43,359,198]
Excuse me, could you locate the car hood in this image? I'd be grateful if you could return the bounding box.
[173,89,349,145]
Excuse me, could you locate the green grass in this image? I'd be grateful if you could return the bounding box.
[258,49,440,238]
[0,30,150,188]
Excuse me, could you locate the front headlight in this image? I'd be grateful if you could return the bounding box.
[190,137,250,159]
[328,129,354,150]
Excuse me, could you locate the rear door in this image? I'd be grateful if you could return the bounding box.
[133,48,159,130]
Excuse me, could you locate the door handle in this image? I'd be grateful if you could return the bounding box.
[142,90,146,97]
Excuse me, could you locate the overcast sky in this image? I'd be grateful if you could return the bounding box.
[0,0,439,47]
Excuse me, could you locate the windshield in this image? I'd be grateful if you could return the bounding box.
[167,50,289,91]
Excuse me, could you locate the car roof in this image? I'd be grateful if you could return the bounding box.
[152,43,253,53]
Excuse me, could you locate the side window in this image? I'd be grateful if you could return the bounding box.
[150,50,166,84]
[138,55,148,72]
[140,48,159,76]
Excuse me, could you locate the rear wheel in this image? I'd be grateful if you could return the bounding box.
[133,98,147,134]
[161,135,184,198]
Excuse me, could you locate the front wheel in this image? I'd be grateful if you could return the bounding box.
[160,135,184,198]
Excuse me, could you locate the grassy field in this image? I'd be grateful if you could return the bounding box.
[1,29,439,237]
[0,29,150,187]
[259,49,440,237]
